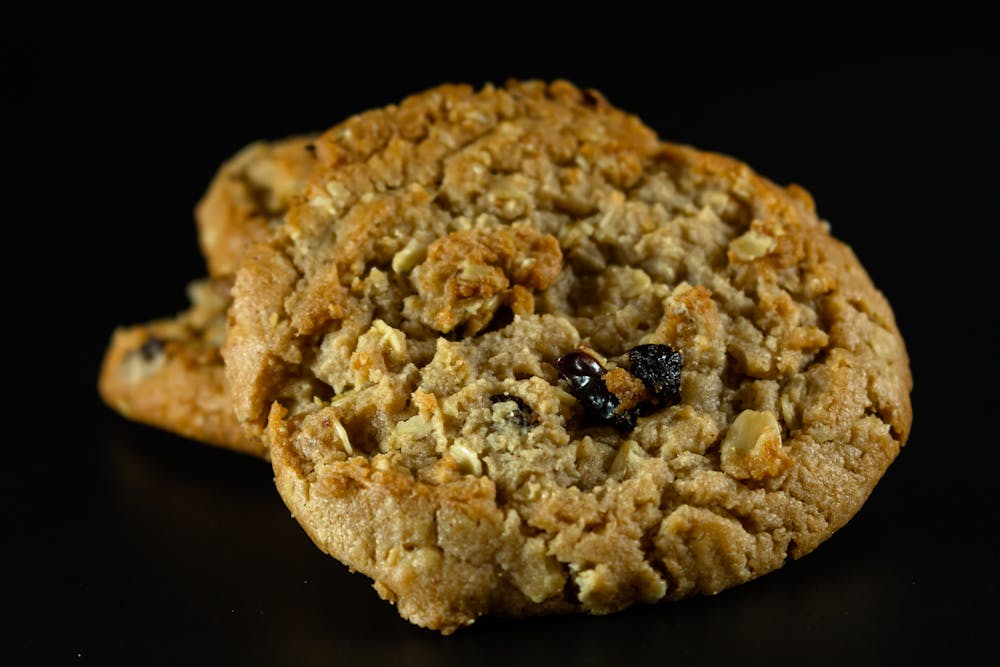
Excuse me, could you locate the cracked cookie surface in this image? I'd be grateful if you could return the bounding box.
[222,80,912,632]
[99,136,316,455]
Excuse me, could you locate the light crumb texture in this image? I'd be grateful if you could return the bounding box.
[100,135,317,455]
[99,279,263,456]
[223,80,913,633]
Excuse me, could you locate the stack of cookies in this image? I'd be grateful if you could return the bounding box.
[99,80,912,634]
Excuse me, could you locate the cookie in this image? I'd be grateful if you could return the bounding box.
[99,135,316,455]
[195,135,317,277]
[99,279,263,456]
[222,80,912,633]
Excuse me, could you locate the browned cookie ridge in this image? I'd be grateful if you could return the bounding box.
[223,80,912,632]
[99,136,316,455]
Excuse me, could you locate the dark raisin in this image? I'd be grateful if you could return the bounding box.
[304,143,316,155]
[628,344,682,401]
[575,383,638,429]
[138,335,165,361]
[615,407,639,429]
[556,349,604,386]
[489,393,530,411]
[556,350,638,429]
[489,393,537,427]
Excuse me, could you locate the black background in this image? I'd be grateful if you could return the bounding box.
[5,10,996,665]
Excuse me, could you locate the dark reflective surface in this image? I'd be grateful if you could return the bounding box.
[15,417,958,665]
[7,22,994,665]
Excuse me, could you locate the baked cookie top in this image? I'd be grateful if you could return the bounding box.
[195,135,316,278]
[222,80,912,633]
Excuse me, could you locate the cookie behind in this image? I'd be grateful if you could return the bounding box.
[99,135,316,455]
[98,279,260,455]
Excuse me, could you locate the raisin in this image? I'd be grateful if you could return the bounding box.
[138,335,165,361]
[628,344,682,401]
[557,344,683,430]
[489,393,538,427]
[575,384,638,429]
[556,350,638,429]
[556,349,604,387]
[489,393,531,411]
